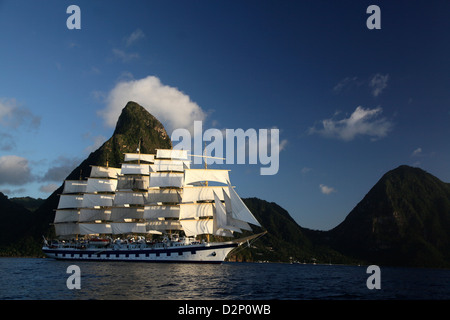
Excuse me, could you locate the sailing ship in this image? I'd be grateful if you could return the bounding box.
[42,148,265,263]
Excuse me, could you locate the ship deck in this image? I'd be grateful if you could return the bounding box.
[42,241,239,263]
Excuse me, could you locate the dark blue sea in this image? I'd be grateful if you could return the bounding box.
[1,258,449,300]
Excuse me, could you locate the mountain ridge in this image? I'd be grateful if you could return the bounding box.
[326,165,450,267]
[1,102,449,268]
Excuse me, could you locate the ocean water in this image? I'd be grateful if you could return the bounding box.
[1,257,449,300]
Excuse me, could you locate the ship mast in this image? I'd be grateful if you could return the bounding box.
[137,138,141,165]
[204,142,208,186]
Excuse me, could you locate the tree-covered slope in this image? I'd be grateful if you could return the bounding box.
[328,165,450,267]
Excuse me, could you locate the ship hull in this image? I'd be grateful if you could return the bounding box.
[42,241,239,264]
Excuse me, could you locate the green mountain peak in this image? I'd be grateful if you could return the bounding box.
[30,101,173,241]
[329,165,450,267]
[80,101,172,173]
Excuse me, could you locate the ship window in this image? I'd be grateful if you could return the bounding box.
[191,250,196,255]
[167,252,171,257]
[178,251,183,256]
[135,253,139,258]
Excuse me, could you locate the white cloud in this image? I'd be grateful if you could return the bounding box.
[98,75,206,133]
[110,29,145,63]
[279,138,288,152]
[309,106,393,141]
[0,99,40,153]
[40,156,81,182]
[125,29,145,47]
[112,48,140,62]
[0,187,27,196]
[0,133,15,151]
[39,183,59,194]
[411,147,425,166]
[0,155,33,185]
[320,184,336,195]
[369,73,389,97]
[333,74,389,97]
[301,167,312,174]
[0,98,40,130]
[332,76,360,93]
[90,66,101,75]
[412,147,422,156]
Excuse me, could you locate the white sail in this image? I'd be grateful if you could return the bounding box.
[86,178,118,193]
[222,190,252,231]
[151,159,187,172]
[110,222,147,234]
[114,191,147,206]
[78,223,112,235]
[81,193,114,208]
[145,220,183,231]
[214,228,234,237]
[180,219,214,236]
[110,207,144,221]
[226,185,260,227]
[117,175,149,190]
[147,188,182,203]
[156,149,188,160]
[144,205,180,219]
[213,192,242,233]
[54,210,80,223]
[63,180,87,194]
[149,172,184,188]
[58,194,84,209]
[182,186,229,202]
[212,201,234,237]
[184,169,230,186]
[79,208,111,222]
[121,163,151,175]
[55,223,79,236]
[124,153,155,163]
[51,145,263,253]
[179,203,214,219]
[213,195,227,234]
[90,166,121,178]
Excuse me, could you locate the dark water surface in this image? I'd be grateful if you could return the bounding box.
[1,258,449,300]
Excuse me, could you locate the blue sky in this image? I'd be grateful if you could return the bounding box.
[0,0,449,230]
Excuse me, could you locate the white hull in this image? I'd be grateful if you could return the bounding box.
[42,241,238,264]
